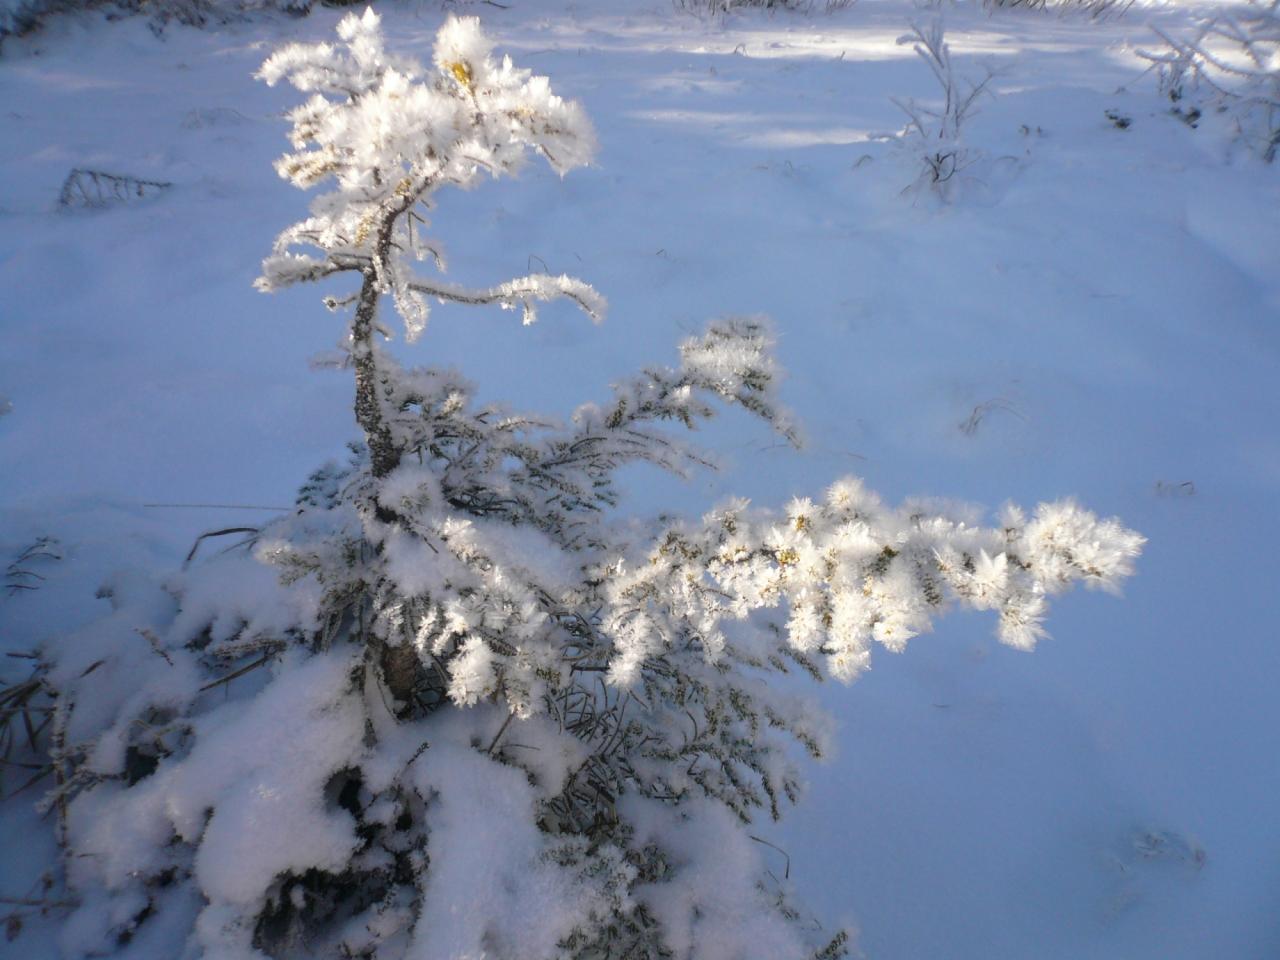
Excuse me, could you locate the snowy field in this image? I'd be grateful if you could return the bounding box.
[1,0,1279,956]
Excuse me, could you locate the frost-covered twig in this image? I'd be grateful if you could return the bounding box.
[4,537,61,597]
[1138,0,1280,160]
[0,662,53,799]
[675,0,852,15]
[892,20,995,198]
[408,272,606,326]
[981,0,1134,22]
[56,169,171,209]
[604,486,1143,689]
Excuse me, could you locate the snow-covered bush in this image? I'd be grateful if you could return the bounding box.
[1139,0,1280,162]
[892,20,994,199]
[11,11,1143,960]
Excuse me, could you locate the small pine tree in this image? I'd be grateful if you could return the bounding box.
[24,12,1142,960]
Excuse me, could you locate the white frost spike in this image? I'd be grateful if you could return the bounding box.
[1019,500,1145,595]
[448,635,498,706]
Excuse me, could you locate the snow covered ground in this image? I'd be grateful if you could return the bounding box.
[1,0,1278,956]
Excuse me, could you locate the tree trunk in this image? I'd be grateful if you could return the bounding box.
[352,270,400,482]
[350,269,420,710]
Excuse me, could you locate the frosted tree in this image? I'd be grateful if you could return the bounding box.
[12,12,1143,960]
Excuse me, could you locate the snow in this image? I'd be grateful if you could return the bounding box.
[407,738,588,960]
[623,795,815,960]
[65,650,366,953]
[2,1,1279,958]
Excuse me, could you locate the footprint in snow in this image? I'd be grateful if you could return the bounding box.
[1101,826,1205,919]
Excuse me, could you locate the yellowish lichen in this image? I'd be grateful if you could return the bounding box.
[450,61,473,88]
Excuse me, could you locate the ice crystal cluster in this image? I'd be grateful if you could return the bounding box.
[27,13,1143,960]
